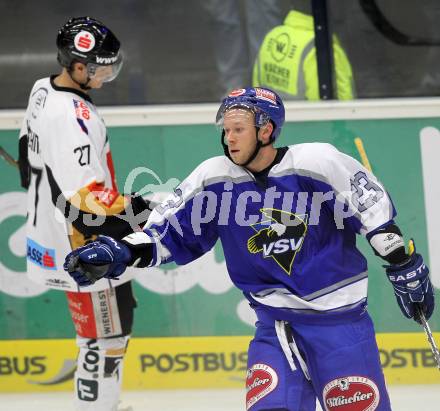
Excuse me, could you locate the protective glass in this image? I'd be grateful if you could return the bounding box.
[215,104,270,131]
[87,54,123,83]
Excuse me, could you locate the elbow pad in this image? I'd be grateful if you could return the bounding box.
[368,224,407,264]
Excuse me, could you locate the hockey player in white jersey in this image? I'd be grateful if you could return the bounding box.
[64,87,435,410]
[18,17,151,411]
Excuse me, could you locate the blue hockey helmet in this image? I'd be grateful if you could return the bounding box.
[216,87,285,141]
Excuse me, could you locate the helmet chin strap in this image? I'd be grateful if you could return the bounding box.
[78,79,92,91]
[221,128,271,168]
[67,66,92,90]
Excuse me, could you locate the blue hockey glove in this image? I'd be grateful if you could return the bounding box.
[385,239,435,323]
[63,235,132,286]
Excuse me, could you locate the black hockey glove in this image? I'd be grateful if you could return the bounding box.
[127,193,156,227]
[130,193,154,215]
[385,240,435,323]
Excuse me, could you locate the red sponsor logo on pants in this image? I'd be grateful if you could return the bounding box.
[66,291,97,338]
[323,376,380,411]
[246,363,278,410]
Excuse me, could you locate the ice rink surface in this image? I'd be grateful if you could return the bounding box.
[1,385,439,411]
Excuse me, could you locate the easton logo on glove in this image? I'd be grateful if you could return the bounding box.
[387,260,426,283]
[385,239,434,322]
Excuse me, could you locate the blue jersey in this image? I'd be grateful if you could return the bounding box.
[144,143,395,322]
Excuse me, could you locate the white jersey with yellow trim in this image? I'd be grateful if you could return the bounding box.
[20,76,135,292]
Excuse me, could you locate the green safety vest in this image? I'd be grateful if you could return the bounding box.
[253,10,355,100]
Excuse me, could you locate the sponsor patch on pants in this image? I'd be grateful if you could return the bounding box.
[77,378,98,401]
[246,363,278,410]
[323,375,380,410]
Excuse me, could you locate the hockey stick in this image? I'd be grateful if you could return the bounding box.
[354,136,440,370]
[354,137,372,172]
[415,305,440,370]
[360,0,440,46]
[0,145,18,168]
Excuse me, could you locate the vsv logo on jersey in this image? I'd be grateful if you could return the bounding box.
[247,209,307,275]
[26,238,57,270]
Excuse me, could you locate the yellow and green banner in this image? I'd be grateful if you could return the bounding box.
[1,334,439,392]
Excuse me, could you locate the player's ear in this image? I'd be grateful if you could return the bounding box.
[71,61,87,74]
[258,121,274,144]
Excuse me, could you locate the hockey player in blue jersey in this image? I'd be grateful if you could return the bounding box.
[64,87,435,410]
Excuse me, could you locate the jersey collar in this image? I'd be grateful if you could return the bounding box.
[50,75,94,104]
